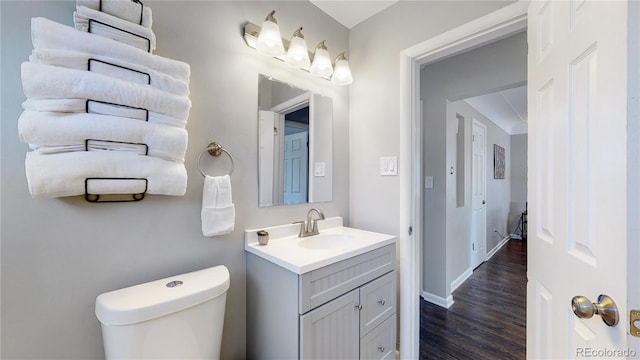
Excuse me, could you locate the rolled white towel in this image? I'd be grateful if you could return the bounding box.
[25,151,187,198]
[18,111,188,162]
[29,49,189,96]
[22,99,187,128]
[74,5,156,52]
[22,62,191,121]
[77,0,152,28]
[31,17,189,81]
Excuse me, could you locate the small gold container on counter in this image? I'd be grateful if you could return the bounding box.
[257,230,269,245]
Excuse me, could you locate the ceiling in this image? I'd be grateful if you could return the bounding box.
[309,1,528,135]
[309,0,398,29]
[463,86,528,135]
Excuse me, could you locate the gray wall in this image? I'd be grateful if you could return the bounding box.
[510,134,528,235]
[348,0,515,237]
[0,1,349,358]
[420,32,527,299]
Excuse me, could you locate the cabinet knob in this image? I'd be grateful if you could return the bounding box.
[378,299,386,306]
[378,345,385,352]
[355,304,363,311]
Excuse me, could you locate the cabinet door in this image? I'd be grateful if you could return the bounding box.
[300,289,359,359]
[359,271,396,335]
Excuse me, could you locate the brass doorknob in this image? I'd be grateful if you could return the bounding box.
[571,294,619,326]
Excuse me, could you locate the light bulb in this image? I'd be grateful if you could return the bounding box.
[285,27,310,69]
[331,53,353,85]
[310,41,333,78]
[256,11,285,57]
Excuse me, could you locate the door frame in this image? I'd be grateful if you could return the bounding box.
[398,2,528,358]
[629,0,640,351]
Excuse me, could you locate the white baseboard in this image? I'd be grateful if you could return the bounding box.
[450,268,473,292]
[486,235,511,260]
[421,291,454,309]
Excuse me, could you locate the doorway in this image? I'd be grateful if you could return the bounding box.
[419,32,527,308]
[397,3,528,358]
[283,107,310,205]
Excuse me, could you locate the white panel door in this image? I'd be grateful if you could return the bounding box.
[471,119,487,269]
[527,1,628,358]
[283,130,308,205]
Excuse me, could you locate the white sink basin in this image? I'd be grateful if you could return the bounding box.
[245,217,396,274]
[298,234,357,250]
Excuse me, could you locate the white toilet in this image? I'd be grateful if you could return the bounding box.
[95,265,230,359]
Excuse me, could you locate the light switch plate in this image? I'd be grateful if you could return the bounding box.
[380,157,398,176]
[425,176,434,189]
[314,162,326,177]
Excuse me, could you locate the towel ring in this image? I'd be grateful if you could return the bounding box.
[198,142,234,177]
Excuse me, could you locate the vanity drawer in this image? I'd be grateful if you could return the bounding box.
[299,244,395,314]
[359,315,396,360]
[359,271,396,335]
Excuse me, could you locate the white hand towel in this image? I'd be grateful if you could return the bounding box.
[21,62,191,120]
[74,5,156,52]
[31,18,189,81]
[77,0,153,28]
[18,111,188,162]
[201,175,235,237]
[30,49,189,96]
[25,151,187,198]
[22,98,187,128]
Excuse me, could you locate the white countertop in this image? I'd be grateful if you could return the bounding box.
[245,217,396,274]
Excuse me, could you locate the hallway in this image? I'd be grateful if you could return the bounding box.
[419,240,527,359]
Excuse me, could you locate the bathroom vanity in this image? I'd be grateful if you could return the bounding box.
[245,218,396,359]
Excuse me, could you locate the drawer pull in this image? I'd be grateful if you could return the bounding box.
[355,304,363,311]
[378,345,385,352]
[378,299,386,306]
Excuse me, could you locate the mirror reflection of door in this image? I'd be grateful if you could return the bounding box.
[258,75,333,207]
[283,107,309,205]
[268,93,310,207]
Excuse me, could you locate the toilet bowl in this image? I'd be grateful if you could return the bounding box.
[95,265,230,359]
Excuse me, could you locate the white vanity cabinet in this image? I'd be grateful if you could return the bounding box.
[247,243,396,360]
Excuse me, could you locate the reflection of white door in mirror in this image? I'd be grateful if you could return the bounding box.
[283,126,308,205]
[258,74,333,207]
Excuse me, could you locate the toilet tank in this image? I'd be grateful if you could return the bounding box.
[95,265,230,360]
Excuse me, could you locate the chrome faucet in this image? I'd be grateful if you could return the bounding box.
[294,208,326,237]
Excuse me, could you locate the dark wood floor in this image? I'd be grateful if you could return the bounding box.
[419,239,527,359]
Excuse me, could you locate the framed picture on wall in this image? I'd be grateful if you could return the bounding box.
[494,144,505,179]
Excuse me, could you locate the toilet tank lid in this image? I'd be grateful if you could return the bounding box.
[95,265,230,326]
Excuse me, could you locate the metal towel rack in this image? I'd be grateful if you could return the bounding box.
[98,0,145,26]
[198,142,234,177]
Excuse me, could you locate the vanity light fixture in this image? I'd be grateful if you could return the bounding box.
[256,10,285,57]
[284,27,311,70]
[243,11,353,85]
[330,52,353,85]
[309,41,333,78]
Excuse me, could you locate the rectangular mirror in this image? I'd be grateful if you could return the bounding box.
[258,75,333,207]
